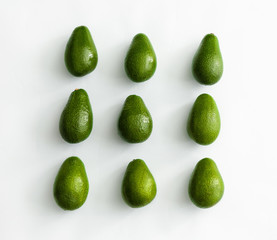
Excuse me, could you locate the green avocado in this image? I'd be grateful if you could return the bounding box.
[192,33,223,85]
[65,26,98,77]
[59,89,93,143]
[125,33,157,82]
[118,95,153,143]
[187,93,220,145]
[122,159,157,208]
[189,158,224,208]
[53,156,89,210]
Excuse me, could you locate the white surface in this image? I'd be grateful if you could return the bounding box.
[0,0,276,239]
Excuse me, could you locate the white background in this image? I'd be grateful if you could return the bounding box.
[0,0,276,239]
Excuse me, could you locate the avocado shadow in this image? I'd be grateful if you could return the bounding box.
[31,97,67,159]
[184,57,194,83]
[118,44,129,80]
[32,162,64,214]
[162,104,194,144]
[55,102,68,145]
[42,36,77,82]
[100,101,132,147]
[51,104,65,147]
[183,45,199,87]
[110,42,133,85]
[109,166,128,210]
[184,106,194,144]
[183,169,193,206]
[102,43,128,86]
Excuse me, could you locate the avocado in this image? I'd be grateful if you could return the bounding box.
[53,156,89,210]
[65,26,98,77]
[189,158,224,208]
[192,33,223,85]
[122,159,157,208]
[125,33,157,82]
[118,95,153,143]
[187,93,220,145]
[59,89,93,143]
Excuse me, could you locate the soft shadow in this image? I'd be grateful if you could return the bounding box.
[109,166,128,209]
[104,42,131,85]
[33,98,66,154]
[184,54,195,84]
[166,45,198,87]
[184,105,194,144]
[182,44,201,88]
[32,162,64,214]
[117,43,130,82]
[183,104,194,143]
[92,164,129,212]
[102,102,132,147]
[183,169,193,205]
[41,36,77,82]
[163,104,194,144]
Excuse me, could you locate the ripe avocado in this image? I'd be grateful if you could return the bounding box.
[192,33,223,85]
[125,33,157,82]
[187,93,220,145]
[53,156,89,210]
[118,95,153,143]
[59,89,93,143]
[189,158,224,208]
[65,26,98,77]
[122,159,157,208]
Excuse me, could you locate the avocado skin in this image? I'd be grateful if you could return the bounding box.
[125,33,157,82]
[187,93,220,145]
[59,89,93,143]
[65,26,98,77]
[53,156,89,210]
[192,33,223,85]
[189,158,224,208]
[118,95,153,143]
[122,159,157,208]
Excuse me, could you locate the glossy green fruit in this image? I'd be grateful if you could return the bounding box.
[118,95,153,143]
[53,156,89,210]
[189,158,224,208]
[122,159,157,208]
[65,26,98,77]
[187,93,220,145]
[125,33,157,82]
[192,33,223,85]
[60,89,93,143]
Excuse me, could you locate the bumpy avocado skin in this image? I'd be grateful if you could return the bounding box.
[53,156,89,210]
[59,89,93,143]
[122,159,157,208]
[189,158,224,208]
[187,93,220,145]
[125,33,157,82]
[192,33,223,85]
[118,95,153,143]
[65,26,98,77]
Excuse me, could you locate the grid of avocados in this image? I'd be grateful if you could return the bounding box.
[52,29,226,210]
